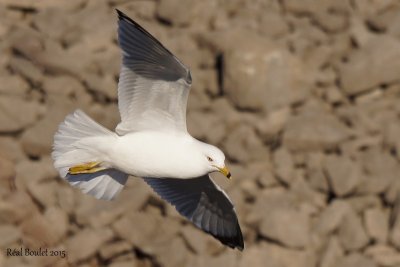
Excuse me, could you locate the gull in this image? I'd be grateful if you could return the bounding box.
[52,10,244,250]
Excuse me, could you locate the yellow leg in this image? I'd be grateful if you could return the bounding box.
[68,161,106,175]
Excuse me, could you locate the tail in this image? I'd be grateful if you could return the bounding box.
[52,109,128,200]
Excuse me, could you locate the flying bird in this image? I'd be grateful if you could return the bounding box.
[52,9,244,250]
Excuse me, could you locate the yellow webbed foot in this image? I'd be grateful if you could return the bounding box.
[68,162,106,175]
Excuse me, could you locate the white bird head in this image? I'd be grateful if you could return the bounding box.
[198,142,231,179]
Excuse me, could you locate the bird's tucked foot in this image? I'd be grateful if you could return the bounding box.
[68,161,106,175]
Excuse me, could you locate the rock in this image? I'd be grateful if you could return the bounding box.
[259,242,316,267]
[282,106,349,151]
[16,157,58,185]
[26,181,57,208]
[339,36,400,95]
[43,207,69,244]
[113,212,179,254]
[0,74,28,97]
[256,107,290,142]
[306,152,329,192]
[99,241,132,260]
[0,96,43,133]
[154,237,188,267]
[223,124,269,163]
[9,57,44,85]
[346,195,381,213]
[20,213,62,247]
[65,228,114,263]
[314,200,351,236]
[181,225,221,255]
[84,73,117,100]
[20,101,76,157]
[338,207,369,251]
[239,245,282,267]
[110,261,137,267]
[364,208,388,243]
[259,204,310,248]
[320,236,344,267]
[383,123,400,162]
[187,249,237,267]
[223,30,310,112]
[42,75,85,97]
[272,147,295,185]
[0,191,38,224]
[365,244,400,267]
[0,137,26,163]
[337,253,377,267]
[284,0,351,32]
[187,111,227,145]
[389,209,400,249]
[157,0,209,27]
[357,147,398,194]
[0,156,16,193]
[323,155,361,196]
[0,225,21,247]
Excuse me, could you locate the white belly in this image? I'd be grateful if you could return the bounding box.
[107,131,206,178]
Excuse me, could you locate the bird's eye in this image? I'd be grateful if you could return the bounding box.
[207,156,213,162]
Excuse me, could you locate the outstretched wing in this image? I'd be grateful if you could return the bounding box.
[143,175,244,250]
[115,10,192,135]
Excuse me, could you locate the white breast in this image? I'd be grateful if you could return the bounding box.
[108,131,206,179]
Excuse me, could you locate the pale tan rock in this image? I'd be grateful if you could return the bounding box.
[223,124,269,163]
[0,225,21,247]
[99,241,132,260]
[339,36,400,95]
[113,212,178,254]
[43,207,69,245]
[0,156,16,193]
[365,244,400,267]
[20,101,76,157]
[0,191,39,224]
[16,157,58,185]
[0,137,26,163]
[337,253,377,267]
[324,155,361,196]
[282,108,349,151]
[0,96,43,133]
[338,208,369,251]
[320,236,344,267]
[260,205,310,248]
[109,261,137,267]
[84,73,117,100]
[26,181,57,208]
[273,147,295,185]
[187,250,237,267]
[181,225,222,255]
[8,57,43,85]
[357,147,398,194]
[364,208,388,243]
[260,242,317,267]
[154,237,188,267]
[346,195,381,213]
[0,74,28,97]
[223,30,310,112]
[314,200,351,236]
[239,244,282,267]
[20,213,61,247]
[65,228,114,263]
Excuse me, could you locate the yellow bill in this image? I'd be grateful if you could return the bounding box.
[218,166,232,179]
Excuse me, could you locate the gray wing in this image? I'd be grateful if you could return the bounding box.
[115,10,192,135]
[143,175,244,250]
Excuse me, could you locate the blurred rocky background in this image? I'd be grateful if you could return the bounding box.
[1,0,400,266]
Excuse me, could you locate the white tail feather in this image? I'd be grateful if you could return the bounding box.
[52,109,128,200]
